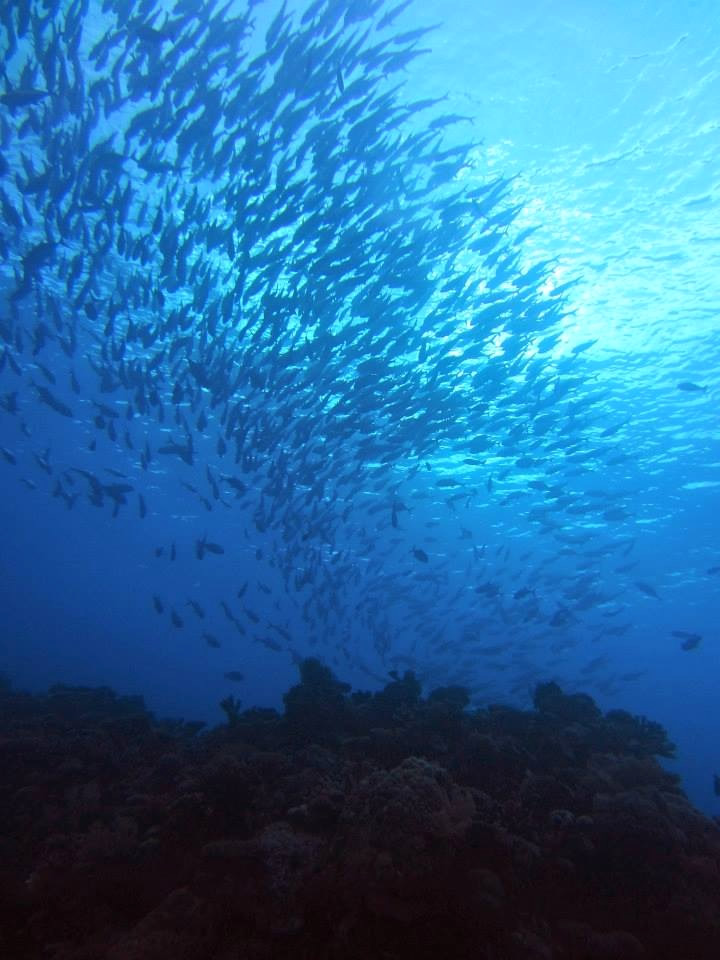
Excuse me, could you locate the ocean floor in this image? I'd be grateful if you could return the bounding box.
[1,662,719,960]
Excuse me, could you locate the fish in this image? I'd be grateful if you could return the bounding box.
[220,601,237,623]
[206,465,219,499]
[257,636,283,652]
[195,534,225,559]
[187,600,205,619]
[476,582,500,598]
[224,670,245,683]
[222,474,247,497]
[513,587,534,600]
[52,480,77,510]
[0,391,19,414]
[34,449,52,474]
[680,636,701,651]
[550,606,574,627]
[603,508,628,522]
[35,361,55,383]
[0,88,49,108]
[673,630,702,651]
[158,436,194,465]
[619,671,646,682]
[0,0,693,721]
[33,383,73,418]
[635,581,660,600]
[676,381,706,392]
[268,622,292,642]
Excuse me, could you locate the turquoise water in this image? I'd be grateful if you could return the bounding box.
[0,0,718,812]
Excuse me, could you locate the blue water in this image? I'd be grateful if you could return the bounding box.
[1,0,718,814]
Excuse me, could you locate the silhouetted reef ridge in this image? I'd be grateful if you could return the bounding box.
[1,663,718,959]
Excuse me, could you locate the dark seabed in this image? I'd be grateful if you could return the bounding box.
[1,0,719,957]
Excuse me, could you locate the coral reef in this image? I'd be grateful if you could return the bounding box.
[0,666,718,959]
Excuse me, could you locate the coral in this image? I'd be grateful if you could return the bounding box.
[603,709,676,758]
[219,694,242,727]
[369,670,422,724]
[533,680,602,724]
[426,684,471,718]
[0,675,718,960]
[343,756,475,853]
[282,657,351,740]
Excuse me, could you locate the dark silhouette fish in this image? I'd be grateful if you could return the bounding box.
[550,606,574,627]
[680,636,701,651]
[0,391,19,414]
[104,482,133,504]
[23,241,56,278]
[676,381,706,392]
[672,630,702,650]
[158,437,194,465]
[33,383,73,418]
[187,599,205,619]
[35,449,52,474]
[196,534,225,559]
[635,581,660,599]
[257,636,283,652]
[476,581,500,598]
[0,88,49,108]
[220,601,237,623]
[513,587,534,600]
[603,508,628,522]
[412,547,429,562]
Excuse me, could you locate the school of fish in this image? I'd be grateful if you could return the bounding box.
[0,0,710,704]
